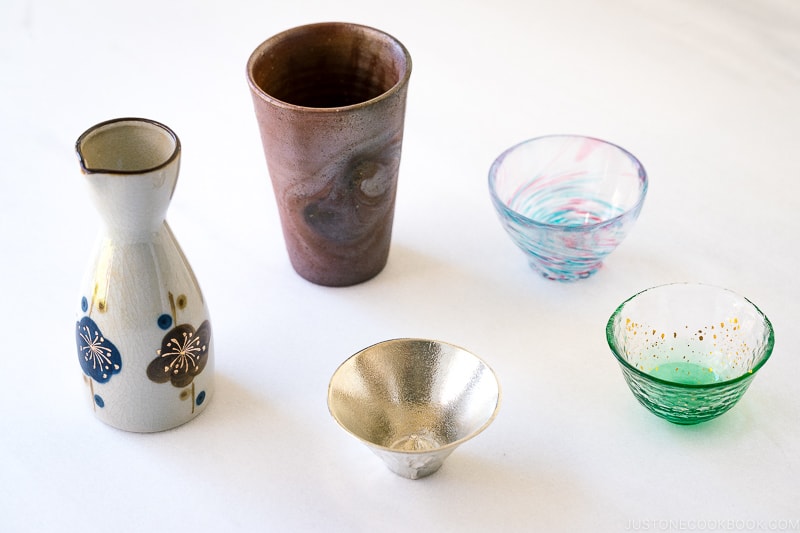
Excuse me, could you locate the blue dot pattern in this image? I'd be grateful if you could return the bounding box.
[157,314,173,330]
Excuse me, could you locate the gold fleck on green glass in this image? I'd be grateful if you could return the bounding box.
[607,283,774,425]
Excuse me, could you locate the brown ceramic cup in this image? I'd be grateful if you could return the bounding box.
[247,22,412,286]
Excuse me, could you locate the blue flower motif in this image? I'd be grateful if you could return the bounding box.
[76,316,122,383]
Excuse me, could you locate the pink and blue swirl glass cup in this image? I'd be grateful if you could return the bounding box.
[489,135,648,281]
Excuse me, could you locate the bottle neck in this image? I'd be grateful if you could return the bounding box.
[83,166,177,241]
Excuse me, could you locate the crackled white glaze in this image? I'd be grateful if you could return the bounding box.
[75,118,214,432]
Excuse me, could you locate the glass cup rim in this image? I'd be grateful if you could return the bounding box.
[488,134,648,231]
[606,282,775,389]
[246,21,412,113]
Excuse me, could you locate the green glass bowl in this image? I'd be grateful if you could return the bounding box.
[607,283,774,425]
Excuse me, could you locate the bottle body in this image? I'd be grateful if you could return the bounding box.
[74,118,214,432]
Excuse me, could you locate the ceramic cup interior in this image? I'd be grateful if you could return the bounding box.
[607,283,774,424]
[489,134,648,281]
[248,22,410,109]
[328,338,500,478]
[77,118,179,173]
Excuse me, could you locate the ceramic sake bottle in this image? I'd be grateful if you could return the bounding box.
[74,117,214,432]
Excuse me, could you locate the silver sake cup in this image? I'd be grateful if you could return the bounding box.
[327,338,501,479]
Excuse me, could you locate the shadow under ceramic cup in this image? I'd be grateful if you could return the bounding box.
[247,22,412,287]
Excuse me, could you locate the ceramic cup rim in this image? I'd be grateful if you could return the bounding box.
[246,21,412,114]
[488,134,649,232]
[327,337,502,454]
[76,117,181,175]
[606,282,775,390]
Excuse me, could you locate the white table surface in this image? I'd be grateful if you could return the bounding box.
[2,0,799,531]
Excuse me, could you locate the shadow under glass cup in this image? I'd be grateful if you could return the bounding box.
[247,22,412,287]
